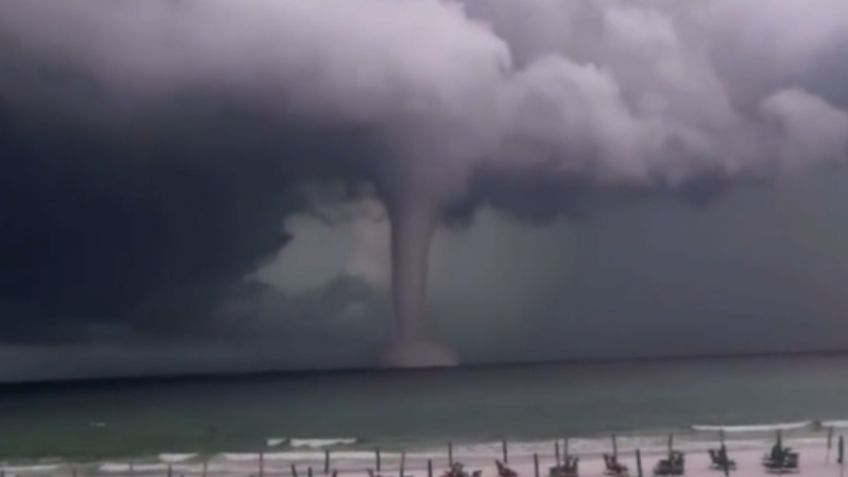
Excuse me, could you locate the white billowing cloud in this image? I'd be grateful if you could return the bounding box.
[2,0,847,207]
[467,0,848,189]
[504,56,654,182]
[760,88,848,168]
[343,201,392,288]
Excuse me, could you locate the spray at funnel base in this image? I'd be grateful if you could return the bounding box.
[380,338,459,368]
[379,201,458,368]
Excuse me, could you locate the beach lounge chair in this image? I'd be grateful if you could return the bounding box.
[443,463,464,477]
[565,456,579,476]
[708,449,736,470]
[496,460,518,477]
[653,451,685,476]
[368,469,396,477]
[782,453,799,472]
[764,451,799,473]
[443,462,481,477]
[763,444,787,463]
[603,454,628,476]
[549,456,580,477]
[762,438,798,470]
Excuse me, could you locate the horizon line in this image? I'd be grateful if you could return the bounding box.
[3,346,848,390]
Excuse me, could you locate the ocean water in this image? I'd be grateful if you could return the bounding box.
[1,354,847,460]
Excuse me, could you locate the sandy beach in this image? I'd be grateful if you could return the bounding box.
[205,444,845,477]
[5,435,847,477]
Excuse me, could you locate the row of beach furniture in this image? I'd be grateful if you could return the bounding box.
[491,439,801,477]
[369,439,802,477]
[601,452,684,476]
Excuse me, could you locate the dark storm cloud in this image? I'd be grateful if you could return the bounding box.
[0,86,378,343]
[1,0,847,353]
[457,162,744,225]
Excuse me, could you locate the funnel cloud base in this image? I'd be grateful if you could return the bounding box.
[379,338,459,368]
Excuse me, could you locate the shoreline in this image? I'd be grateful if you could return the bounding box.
[3,434,846,477]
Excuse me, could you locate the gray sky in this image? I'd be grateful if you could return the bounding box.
[1,0,847,380]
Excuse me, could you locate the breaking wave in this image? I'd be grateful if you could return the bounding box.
[691,421,813,433]
[289,438,358,448]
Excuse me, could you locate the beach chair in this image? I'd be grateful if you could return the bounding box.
[496,460,518,477]
[708,449,736,470]
[763,444,793,464]
[549,456,579,477]
[443,462,481,477]
[783,453,799,472]
[764,451,799,474]
[443,463,465,477]
[653,451,684,476]
[565,456,579,476]
[603,454,628,476]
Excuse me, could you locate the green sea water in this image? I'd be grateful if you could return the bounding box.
[1,354,847,459]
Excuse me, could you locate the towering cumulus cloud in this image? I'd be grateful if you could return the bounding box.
[1,0,847,366]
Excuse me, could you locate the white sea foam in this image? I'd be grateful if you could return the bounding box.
[325,451,382,460]
[266,450,386,463]
[1,464,61,472]
[262,452,323,461]
[220,453,262,461]
[99,463,130,472]
[692,421,813,433]
[821,420,848,428]
[290,438,358,448]
[159,453,197,463]
[100,463,169,472]
[267,438,288,447]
